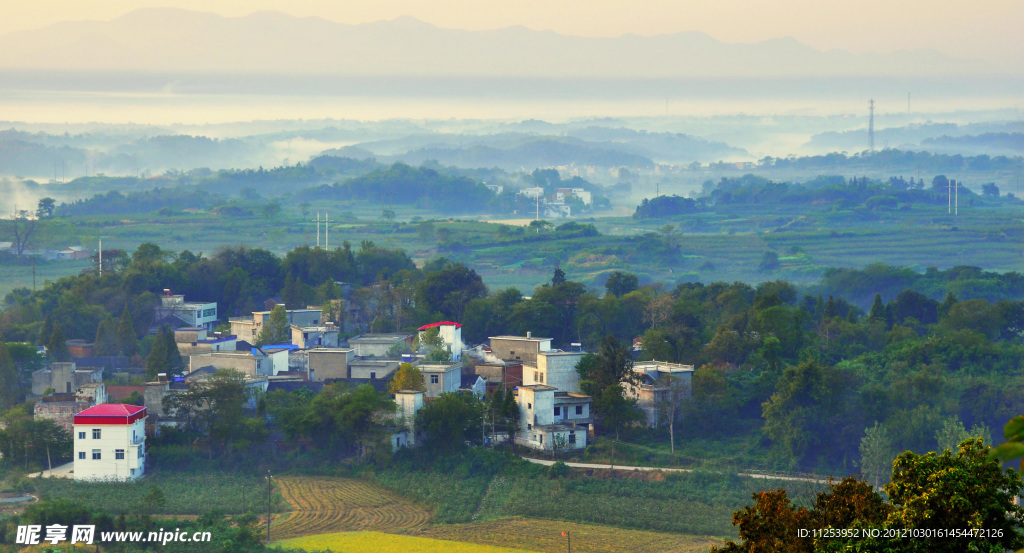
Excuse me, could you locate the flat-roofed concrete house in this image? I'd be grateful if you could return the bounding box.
[173,328,237,356]
[229,307,323,343]
[33,380,108,433]
[347,333,414,357]
[420,363,462,398]
[291,324,340,349]
[154,289,218,331]
[32,363,103,396]
[489,332,552,366]
[516,385,591,452]
[624,361,694,427]
[307,348,355,381]
[522,349,586,393]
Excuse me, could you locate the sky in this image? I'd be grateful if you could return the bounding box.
[2,0,1021,60]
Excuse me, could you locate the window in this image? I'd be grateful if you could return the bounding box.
[539,372,544,383]
[78,432,85,440]
[430,374,439,384]
[533,371,538,381]
[575,405,583,415]
[115,449,125,460]
[554,406,561,416]
[131,469,136,476]
[92,429,101,439]
[370,372,376,379]
[78,452,85,460]
[510,350,515,355]
[569,432,576,444]
[527,423,532,430]
[92,450,101,460]
[527,403,532,409]
[539,434,543,444]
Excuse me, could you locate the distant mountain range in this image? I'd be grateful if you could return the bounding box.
[0,8,992,78]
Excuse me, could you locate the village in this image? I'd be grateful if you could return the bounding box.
[28,288,694,482]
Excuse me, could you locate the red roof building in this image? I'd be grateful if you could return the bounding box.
[73,404,147,426]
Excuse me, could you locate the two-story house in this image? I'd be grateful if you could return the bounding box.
[73,404,147,481]
[516,384,591,452]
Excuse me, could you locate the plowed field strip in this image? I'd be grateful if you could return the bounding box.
[272,477,431,540]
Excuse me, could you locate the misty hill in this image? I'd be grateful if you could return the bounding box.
[920,133,1024,157]
[320,130,746,169]
[0,8,987,78]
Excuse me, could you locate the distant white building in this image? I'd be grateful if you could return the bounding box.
[417,321,462,362]
[516,385,591,452]
[391,390,424,450]
[154,289,217,331]
[518,187,544,199]
[624,361,694,427]
[73,404,147,481]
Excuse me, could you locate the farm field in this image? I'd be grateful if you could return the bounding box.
[275,531,538,553]
[271,477,430,541]
[415,518,722,553]
[34,473,272,515]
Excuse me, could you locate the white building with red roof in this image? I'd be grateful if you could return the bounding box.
[73,404,147,481]
[417,321,462,362]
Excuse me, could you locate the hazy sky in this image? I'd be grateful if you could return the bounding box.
[2,0,1021,59]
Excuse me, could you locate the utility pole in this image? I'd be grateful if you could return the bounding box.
[31,257,35,291]
[99,238,102,277]
[325,211,330,249]
[315,211,320,248]
[868,99,875,153]
[562,531,571,553]
[266,470,272,544]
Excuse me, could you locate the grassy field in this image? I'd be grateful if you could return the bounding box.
[8,194,1024,295]
[33,472,276,515]
[272,477,430,541]
[275,531,538,553]
[0,258,92,302]
[416,518,722,553]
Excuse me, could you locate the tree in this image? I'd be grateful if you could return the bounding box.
[93,316,120,357]
[758,251,779,272]
[46,322,71,363]
[934,415,990,453]
[858,422,896,489]
[388,363,425,393]
[146,328,170,379]
[255,305,290,346]
[656,373,689,456]
[982,182,1000,196]
[6,209,36,256]
[36,197,56,219]
[551,267,567,286]
[299,382,395,460]
[595,384,643,441]
[162,327,184,376]
[0,340,20,409]
[868,293,886,322]
[415,263,487,322]
[281,273,305,310]
[117,306,138,358]
[882,439,1024,552]
[416,392,482,451]
[261,202,282,219]
[604,272,639,297]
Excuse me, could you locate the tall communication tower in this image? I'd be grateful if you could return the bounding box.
[868,99,875,153]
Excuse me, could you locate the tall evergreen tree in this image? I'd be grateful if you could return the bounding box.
[282,273,305,310]
[46,323,71,363]
[255,305,290,346]
[163,329,184,376]
[93,316,120,356]
[0,339,20,409]
[146,328,170,379]
[868,293,886,322]
[38,314,54,347]
[117,306,138,358]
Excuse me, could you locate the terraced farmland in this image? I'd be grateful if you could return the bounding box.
[272,477,430,540]
[416,518,722,553]
[276,531,538,553]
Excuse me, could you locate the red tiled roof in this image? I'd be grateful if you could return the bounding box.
[417,321,462,330]
[74,404,146,425]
